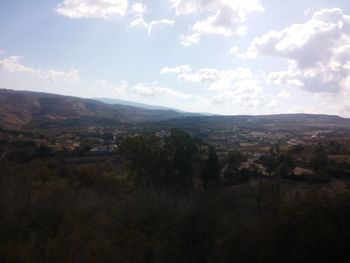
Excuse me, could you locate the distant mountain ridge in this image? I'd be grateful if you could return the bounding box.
[0,89,199,129]
[0,89,349,130]
[95,98,182,111]
[153,114,350,130]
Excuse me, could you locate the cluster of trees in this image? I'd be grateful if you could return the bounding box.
[258,143,335,183]
[119,129,222,190]
[1,157,350,262]
[1,129,350,262]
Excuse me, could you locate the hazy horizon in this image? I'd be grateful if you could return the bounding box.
[1,0,350,116]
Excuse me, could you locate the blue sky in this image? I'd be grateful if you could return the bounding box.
[1,0,350,116]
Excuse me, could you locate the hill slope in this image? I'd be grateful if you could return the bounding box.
[1,89,349,131]
[0,89,194,129]
[95,98,181,111]
[152,114,350,131]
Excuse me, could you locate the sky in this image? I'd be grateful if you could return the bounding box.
[1,0,350,116]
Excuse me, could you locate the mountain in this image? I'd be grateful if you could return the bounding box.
[95,98,181,111]
[95,98,210,116]
[152,114,350,131]
[0,89,197,130]
[1,89,349,131]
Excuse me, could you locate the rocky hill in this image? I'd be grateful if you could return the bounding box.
[0,89,195,129]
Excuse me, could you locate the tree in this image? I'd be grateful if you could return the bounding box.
[226,151,244,171]
[223,151,250,184]
[163,129,201,189]
[201,146,221,184]
[119,135,163,186]
[120,129,203,190]
[311,145,328,170]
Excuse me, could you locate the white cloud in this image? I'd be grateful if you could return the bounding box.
[191,14,235,38]
[277,91,291,99]
[131,3,146,14]
[97,79,128,95]
[327,86,350,116]
[180,33,201,46]
[0,56,36,74]
[133,83,191,99]
[55,0,128,19]
[55,1,174,33]
[0,56,79,83]
[129,2,175,34]
[245,8,350,93]
[160,65,192,74]
[113,80,128,94]
[40,68,79,82]
[170,0,264,46]
[161,65,279,108]
[170,0,264,17]
[210,79,279,108]
[169,0,201,15]
[336,101,350,115]
[130,18,175,34]
[161,65,254,91]
[229,46,239,54]
[95,80,191,100]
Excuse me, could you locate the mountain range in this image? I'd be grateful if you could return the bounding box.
[95,98,184,112]
[0,89,199,129]
[1,89,350,130]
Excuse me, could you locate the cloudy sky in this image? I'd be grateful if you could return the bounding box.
[1,0,350,116]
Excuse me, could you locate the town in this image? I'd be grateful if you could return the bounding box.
[1,117,350,184]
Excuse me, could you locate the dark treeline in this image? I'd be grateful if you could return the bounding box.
[1,129,350,262]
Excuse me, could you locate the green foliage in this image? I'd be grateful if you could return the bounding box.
[226,151,244,171]
[201,147,221,184]
[261,146,294,177]
[2,129,350,262]
[163,129,201,189]
[120,134,163,186]
[120,129,203,190]
[1,161,350,263]
[222,151,250,184]
[289,144,304,155]
[311,144,328,170]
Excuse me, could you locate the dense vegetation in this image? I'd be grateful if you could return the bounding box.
[1,129,350,262]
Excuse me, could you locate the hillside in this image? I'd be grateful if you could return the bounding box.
[0,89,194,129]
[152,114,350,131]
[1,89,350,131]
[95,98,182,111]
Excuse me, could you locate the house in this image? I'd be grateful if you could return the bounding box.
[293,167,314,176]
[90,144,118,154]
